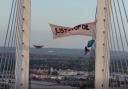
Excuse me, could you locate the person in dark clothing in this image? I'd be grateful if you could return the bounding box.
[84,46,89,55]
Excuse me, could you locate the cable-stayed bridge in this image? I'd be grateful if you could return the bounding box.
[0,0,128,89]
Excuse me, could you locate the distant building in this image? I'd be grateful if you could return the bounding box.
[58,69,78,76]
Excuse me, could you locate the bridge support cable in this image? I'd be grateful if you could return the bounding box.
[104,0,128,88]
[113,0,128,88]
[4,0,23,88]
[9,0,24,89]
[0,0,15,74]
[105,0,123,88]
[0,0,28,89]
[111,1,124,84]
[113,1,127,88]
[0,0,17,89]
[116,0,128,87]
[121,0,128,23]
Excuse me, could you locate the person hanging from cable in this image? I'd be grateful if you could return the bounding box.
[84,46,90,55]
[84,39,95,55]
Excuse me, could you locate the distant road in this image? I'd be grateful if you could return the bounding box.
[30,80,78,89]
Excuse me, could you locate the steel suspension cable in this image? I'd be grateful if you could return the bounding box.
[0,0,16,89]
[111,0,128,88]
[111,0,126,87]
[121,0,128,22]
[8,0,23,88]
[113,0,126,75]
[111,0,123,76]
[107,0,127,87]
[116,1,128,85]
[3,0,18,83]
[0,0,15,74]
[117,0,128,48]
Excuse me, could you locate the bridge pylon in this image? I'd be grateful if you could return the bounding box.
[95,0,110,89]
[15,0,31,89]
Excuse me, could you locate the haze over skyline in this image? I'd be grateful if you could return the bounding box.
[0,0,97,49]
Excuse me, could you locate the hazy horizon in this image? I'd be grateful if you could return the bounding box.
[0,0,96,49]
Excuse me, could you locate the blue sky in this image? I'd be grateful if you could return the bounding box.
[0,0,96,49]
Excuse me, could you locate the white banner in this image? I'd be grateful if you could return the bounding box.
[49,22,96,39]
